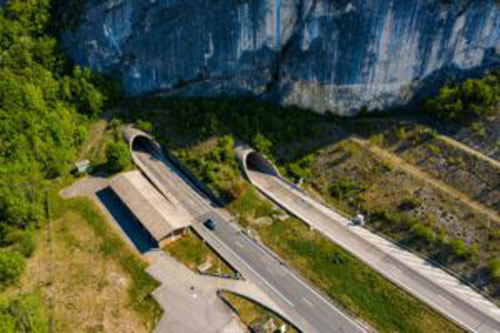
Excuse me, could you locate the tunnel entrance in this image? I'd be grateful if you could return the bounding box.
[131,135,157,154]
[245,152,280,177]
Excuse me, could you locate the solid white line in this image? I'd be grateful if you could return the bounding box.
[138,154,297,308]
[201,227,295,308]
[285,259,365,330]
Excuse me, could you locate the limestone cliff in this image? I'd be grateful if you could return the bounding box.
[63,0,500,115]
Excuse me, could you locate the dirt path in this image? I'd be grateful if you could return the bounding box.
[78,119,107,160]
[437,134,500,169]
[352,137,500,225]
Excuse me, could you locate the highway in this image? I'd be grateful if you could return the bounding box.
[131,140,367,333]
[246,168,500,333]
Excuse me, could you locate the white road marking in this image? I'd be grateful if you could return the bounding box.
[302,297,314,307]
[437,294,452,306]
[195,224,295,308]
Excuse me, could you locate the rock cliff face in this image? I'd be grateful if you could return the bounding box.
[63,0,499,115]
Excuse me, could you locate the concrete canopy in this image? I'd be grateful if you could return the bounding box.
[110,170,191,243]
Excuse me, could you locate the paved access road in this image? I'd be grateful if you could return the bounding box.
[247,169,500,333]
[132,141,366,333]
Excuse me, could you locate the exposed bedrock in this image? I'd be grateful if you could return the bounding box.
[63,0,500,115]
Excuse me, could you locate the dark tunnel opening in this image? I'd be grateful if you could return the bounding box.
[245,152,279,177]
[131,135,158,154]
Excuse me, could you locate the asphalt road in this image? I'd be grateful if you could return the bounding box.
[247,169,500,333]
[132,142,366,333]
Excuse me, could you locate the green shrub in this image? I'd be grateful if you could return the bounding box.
[0,293,48,333]
[106,141,131,173]
[136,120,153,133]
[427,144,441,155]
[286,155,314,181]
[369,133,385,146]
[255,201,275,218]
[448,238,467,258]
[471,121,486,138]
[0,251,26,289]
[329,178,364,201]
[396,127,407,141]
[411,223,435,243]
[252,133,273,157]
[488,258,500,282]
[0,312,15,332]
[8,229,35,258]
[331,251,350,264]
[466,243,480,261]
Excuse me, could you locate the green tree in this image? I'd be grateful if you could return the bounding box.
[0,251,26,289]
[106,141,131,173]
[252,133,273,156]
[423,72,499,121]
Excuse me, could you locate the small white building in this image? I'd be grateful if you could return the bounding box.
[74,159,91,175]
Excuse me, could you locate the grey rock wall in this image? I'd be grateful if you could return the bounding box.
[63,0,500,115]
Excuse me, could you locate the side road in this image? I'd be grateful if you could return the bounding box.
[243,161,500,333]
[61,176,269,333]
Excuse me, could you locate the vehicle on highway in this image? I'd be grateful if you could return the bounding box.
[204,218,217,230]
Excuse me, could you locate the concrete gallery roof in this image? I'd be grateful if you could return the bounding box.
[110,171,191,241]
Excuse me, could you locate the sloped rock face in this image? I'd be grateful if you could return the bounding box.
[63,0,499,115]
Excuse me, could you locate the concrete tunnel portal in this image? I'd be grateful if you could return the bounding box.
[235,144,281,182]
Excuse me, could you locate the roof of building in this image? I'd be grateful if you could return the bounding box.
[110,171,191,241]
[75,159,90,168]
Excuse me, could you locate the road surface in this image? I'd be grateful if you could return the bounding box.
[132,140,366,333]
[247,168,500,333]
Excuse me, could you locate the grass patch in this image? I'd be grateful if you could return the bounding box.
[220,291,298,333]
[164,229,237,278]
[49,186,162,330]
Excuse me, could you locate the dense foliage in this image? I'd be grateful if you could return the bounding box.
[0,0,117,302]
[106,141,131,173]
[423,71,499,121]
[128,97,324,158]
[0,293,48,333]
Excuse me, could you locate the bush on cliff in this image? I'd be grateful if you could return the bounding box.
[423,72,499,121]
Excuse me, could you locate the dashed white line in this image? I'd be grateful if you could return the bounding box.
[302,297,314,307]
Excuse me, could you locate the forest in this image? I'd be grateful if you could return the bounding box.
[0,0,117,328]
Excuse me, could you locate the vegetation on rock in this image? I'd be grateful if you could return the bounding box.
[423,71,499,121]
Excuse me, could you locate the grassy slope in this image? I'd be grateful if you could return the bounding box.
[220,291,298,333]
[0,180,162,332]
[52,194,162,329]
[171,137,461,332]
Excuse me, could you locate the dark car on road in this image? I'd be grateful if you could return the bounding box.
[203,218,216,230]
